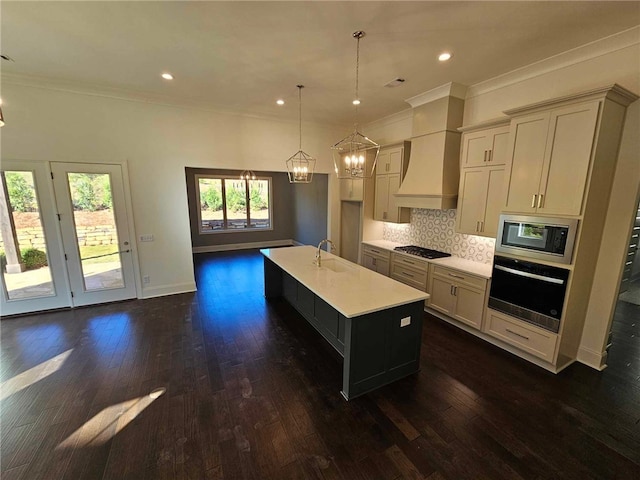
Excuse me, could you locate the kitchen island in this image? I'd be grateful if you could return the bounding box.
[261,245,429,400]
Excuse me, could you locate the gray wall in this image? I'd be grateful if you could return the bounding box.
[292,174,329,246]
[185,167,327,248]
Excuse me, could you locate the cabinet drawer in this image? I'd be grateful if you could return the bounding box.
[485,309,557,362]
[363,244,390,260]
[431,265,486,290]
[391,253,429,273]
[390,264,428,290]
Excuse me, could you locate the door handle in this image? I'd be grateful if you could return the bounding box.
[488,149,492,162]
[537,194,544,208]
[483,150,488,162]
[476,221,480,232]
[531,194,538,208]
[450,285,454,295]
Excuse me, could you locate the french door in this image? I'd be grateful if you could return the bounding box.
[0,161,137,315]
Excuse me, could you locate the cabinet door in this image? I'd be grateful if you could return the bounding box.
[461,130,492,168]
[428,276,454,315]
[376,257,390,277]
[538,101,599,216]
[362,253,377,272]
[489,127,510,166]
[388,148,403,174]
[340,178,364,201]
[456,168,488,235]
[374,175,389,221]
[452,284,485,329]
[386,174,402,222]
[377,149,390,174]
[503,112,550,214]
[481,167,505,237]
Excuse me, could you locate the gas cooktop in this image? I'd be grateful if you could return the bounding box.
[393,245,451,259]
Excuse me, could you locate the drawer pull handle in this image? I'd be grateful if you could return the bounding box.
[402,259,415,265]
[370,249,380,254]
[448,273,465,279]
[401,271,415,278]
[531,194,537,208]
[506,328,529,341]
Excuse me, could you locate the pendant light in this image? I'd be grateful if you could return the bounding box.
[286,85,316,183]
[331,31,379,179]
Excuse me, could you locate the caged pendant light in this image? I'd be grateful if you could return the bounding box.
[331,31,379,179]
[286,85,316,183]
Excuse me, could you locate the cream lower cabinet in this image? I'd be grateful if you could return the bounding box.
[456,166,504,237]
[503,100,600,216]
[361,244,390,277]
[390,253,429,292]
[428,265,487,329]
[484,309,558,362]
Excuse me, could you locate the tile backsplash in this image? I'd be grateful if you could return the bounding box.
[383,209,496,264]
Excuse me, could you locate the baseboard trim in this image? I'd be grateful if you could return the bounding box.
[576,346,608,371]
[141,282,197,299]
[192,239,295,253]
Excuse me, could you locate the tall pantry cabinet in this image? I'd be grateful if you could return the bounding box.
[497,84,638,369]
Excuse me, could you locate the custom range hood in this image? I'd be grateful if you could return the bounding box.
[394,83,466,210]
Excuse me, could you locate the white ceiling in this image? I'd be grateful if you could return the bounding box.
[2,1,639,125]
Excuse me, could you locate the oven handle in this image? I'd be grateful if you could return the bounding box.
[494,265,565,285]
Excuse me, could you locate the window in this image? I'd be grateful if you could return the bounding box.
[196,175,272,233]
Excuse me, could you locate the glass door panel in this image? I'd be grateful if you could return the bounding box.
[67,173,125,291]
[52,163,136,307]
[0,161,71,315]
[1,171,55,299]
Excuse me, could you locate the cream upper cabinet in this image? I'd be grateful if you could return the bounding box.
[374,143,410,223]
[456,120,509,237]
[461,125,510,168]
[340,178,364,201]
[456,166,505,237]
[503,101,599,216]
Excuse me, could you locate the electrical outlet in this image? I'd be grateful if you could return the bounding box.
[140,234,154,242]
[143,275,150,285]
[400,316,411,327]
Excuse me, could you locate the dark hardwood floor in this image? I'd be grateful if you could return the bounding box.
[1,249,639,479]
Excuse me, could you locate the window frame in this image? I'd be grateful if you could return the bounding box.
[195,174,273,234]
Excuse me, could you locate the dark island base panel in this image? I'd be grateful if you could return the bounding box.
[263,257,424,400]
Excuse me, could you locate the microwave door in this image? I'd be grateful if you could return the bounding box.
[504,222,548,250]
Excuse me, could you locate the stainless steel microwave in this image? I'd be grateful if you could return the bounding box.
[495,214,579,264]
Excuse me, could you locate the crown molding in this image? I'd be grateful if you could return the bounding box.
[466,26,640,99]
[404,82,468,108]
[364,107,413,130]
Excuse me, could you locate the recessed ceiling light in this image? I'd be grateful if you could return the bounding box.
[438,52,452,62]
[352,99,361,105]
[276,99,285,105]
[161,73,174,80]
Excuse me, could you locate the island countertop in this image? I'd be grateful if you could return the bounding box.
[261,246,429,318]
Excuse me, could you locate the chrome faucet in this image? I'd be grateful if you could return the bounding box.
[315,239,335,267]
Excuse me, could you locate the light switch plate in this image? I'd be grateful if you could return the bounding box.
[400,316,411,327]
[140,234,154,242]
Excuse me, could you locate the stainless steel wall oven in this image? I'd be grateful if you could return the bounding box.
[489,255,570,333]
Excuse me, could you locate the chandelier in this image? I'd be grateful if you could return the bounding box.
[286,85,316,183]
[331,31,379,179]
